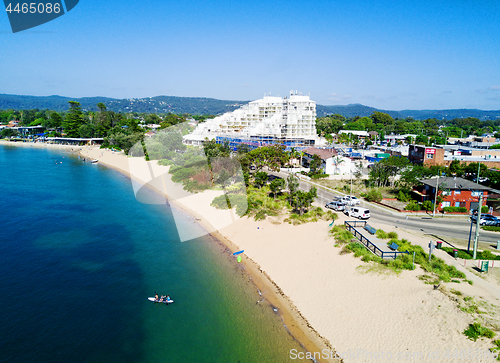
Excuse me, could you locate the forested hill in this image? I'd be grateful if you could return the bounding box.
[316,104,400,118]
[1,94,500,120]
[316,104,500,120]
[0,94,248,115]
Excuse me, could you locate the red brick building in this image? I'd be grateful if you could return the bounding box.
[408,145,445,166]
[413,177,490,211]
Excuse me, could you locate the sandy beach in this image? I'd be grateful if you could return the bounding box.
[70,145,500,362]
[0,139,84,151]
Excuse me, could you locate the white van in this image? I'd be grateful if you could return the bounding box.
[344,207,370,219]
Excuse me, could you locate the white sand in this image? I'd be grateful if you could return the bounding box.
[221,215,498,362]
[77,146,500,362]
[0,139,84,151]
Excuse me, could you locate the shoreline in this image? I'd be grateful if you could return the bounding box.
[75,145,336,362]
[6,139,500,362]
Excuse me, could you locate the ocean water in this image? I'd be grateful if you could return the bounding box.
[0,145,309,363]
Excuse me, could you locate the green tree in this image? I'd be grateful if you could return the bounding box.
[369,156,410,188]
[63,101,84,138]
[315,114,345,135]
[269,178,285,199]
[370,111,394,126]
[0,128,18,139]
[254,171,268,189]
[448,160,463,176]
[248,145,289,172]
[286,173,300,204]
[309,154,323,175]
[290,187,317,215]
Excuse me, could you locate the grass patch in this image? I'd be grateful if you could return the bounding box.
[387,231,398,239]
[482,226,500,232]
[376,230,388,239]
[329,225,354,244]
[442,247,500,260]
[284,207,336,225]
[332,227,468,283]
[463,322,496,341]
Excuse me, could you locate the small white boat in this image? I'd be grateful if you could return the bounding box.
[90,159,98,163]
[148,297,174,304]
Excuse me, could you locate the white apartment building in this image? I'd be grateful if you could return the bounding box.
[184,91,316,145]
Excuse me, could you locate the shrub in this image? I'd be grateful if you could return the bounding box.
[463,323,496,341]
[387,231,398,239]
[443,206,468,213]
[310,173,328,179]
[397,190,410,202]
[441,247,500,261]
[422,200,434,211]
[376,229,388,239]
[366,189,383,203]
[330,225,354,244]
[481,205,489,214]
[405,201,421,211]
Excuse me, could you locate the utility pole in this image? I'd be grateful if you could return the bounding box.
[433,175,440,217]
[350,167,353,205]
[473,193,483,259]
[476,161,481,184]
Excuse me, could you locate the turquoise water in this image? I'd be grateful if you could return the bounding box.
[0,145,309,363]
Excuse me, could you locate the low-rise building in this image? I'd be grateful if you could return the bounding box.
[408,145,445,166]
[413,177,490,211]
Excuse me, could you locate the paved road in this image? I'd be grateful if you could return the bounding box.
[270,170,500,246]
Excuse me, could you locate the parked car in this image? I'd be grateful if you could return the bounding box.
[470,213,499,226]
[325,201,346,211]
[344,207,371,220]
[341,196,360,205]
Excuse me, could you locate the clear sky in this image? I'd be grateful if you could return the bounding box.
[1,0,500,110]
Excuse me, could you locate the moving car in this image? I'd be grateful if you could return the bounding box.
[470,213,499,226]
[325,201,346,211]
[344,207,370,220]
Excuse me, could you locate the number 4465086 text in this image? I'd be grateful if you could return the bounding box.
[5,3,61,14]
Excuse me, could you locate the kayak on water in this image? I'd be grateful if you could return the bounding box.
[148,297,174,304]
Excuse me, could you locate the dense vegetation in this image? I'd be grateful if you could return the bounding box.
[0,94,247,115]
[0,101,201,154]
[3,93,500,120]
[316,111,500,141]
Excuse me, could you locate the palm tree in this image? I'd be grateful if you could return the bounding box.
[332,156,345,175]
[299,150,305,169]
[288,147,300,168]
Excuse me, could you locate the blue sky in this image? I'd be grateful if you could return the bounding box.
[1,0,500,110]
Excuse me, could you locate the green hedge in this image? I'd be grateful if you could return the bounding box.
[442,247,500,260]
[405,201,421,211]
[443,206,468,213]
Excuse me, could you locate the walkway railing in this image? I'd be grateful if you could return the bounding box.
[344,221,409,259]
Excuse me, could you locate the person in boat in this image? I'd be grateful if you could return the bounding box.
[166,295,171,302]
[155,293,159,301]
[160,295,165,301]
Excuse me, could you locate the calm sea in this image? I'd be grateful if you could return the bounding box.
[0,145,310,363]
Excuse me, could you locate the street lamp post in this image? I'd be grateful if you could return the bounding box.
[467,215,474,253]
[473,193,483,259]
[432,175,440,217]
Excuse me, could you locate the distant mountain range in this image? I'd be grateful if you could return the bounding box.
[1,94,500,121]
